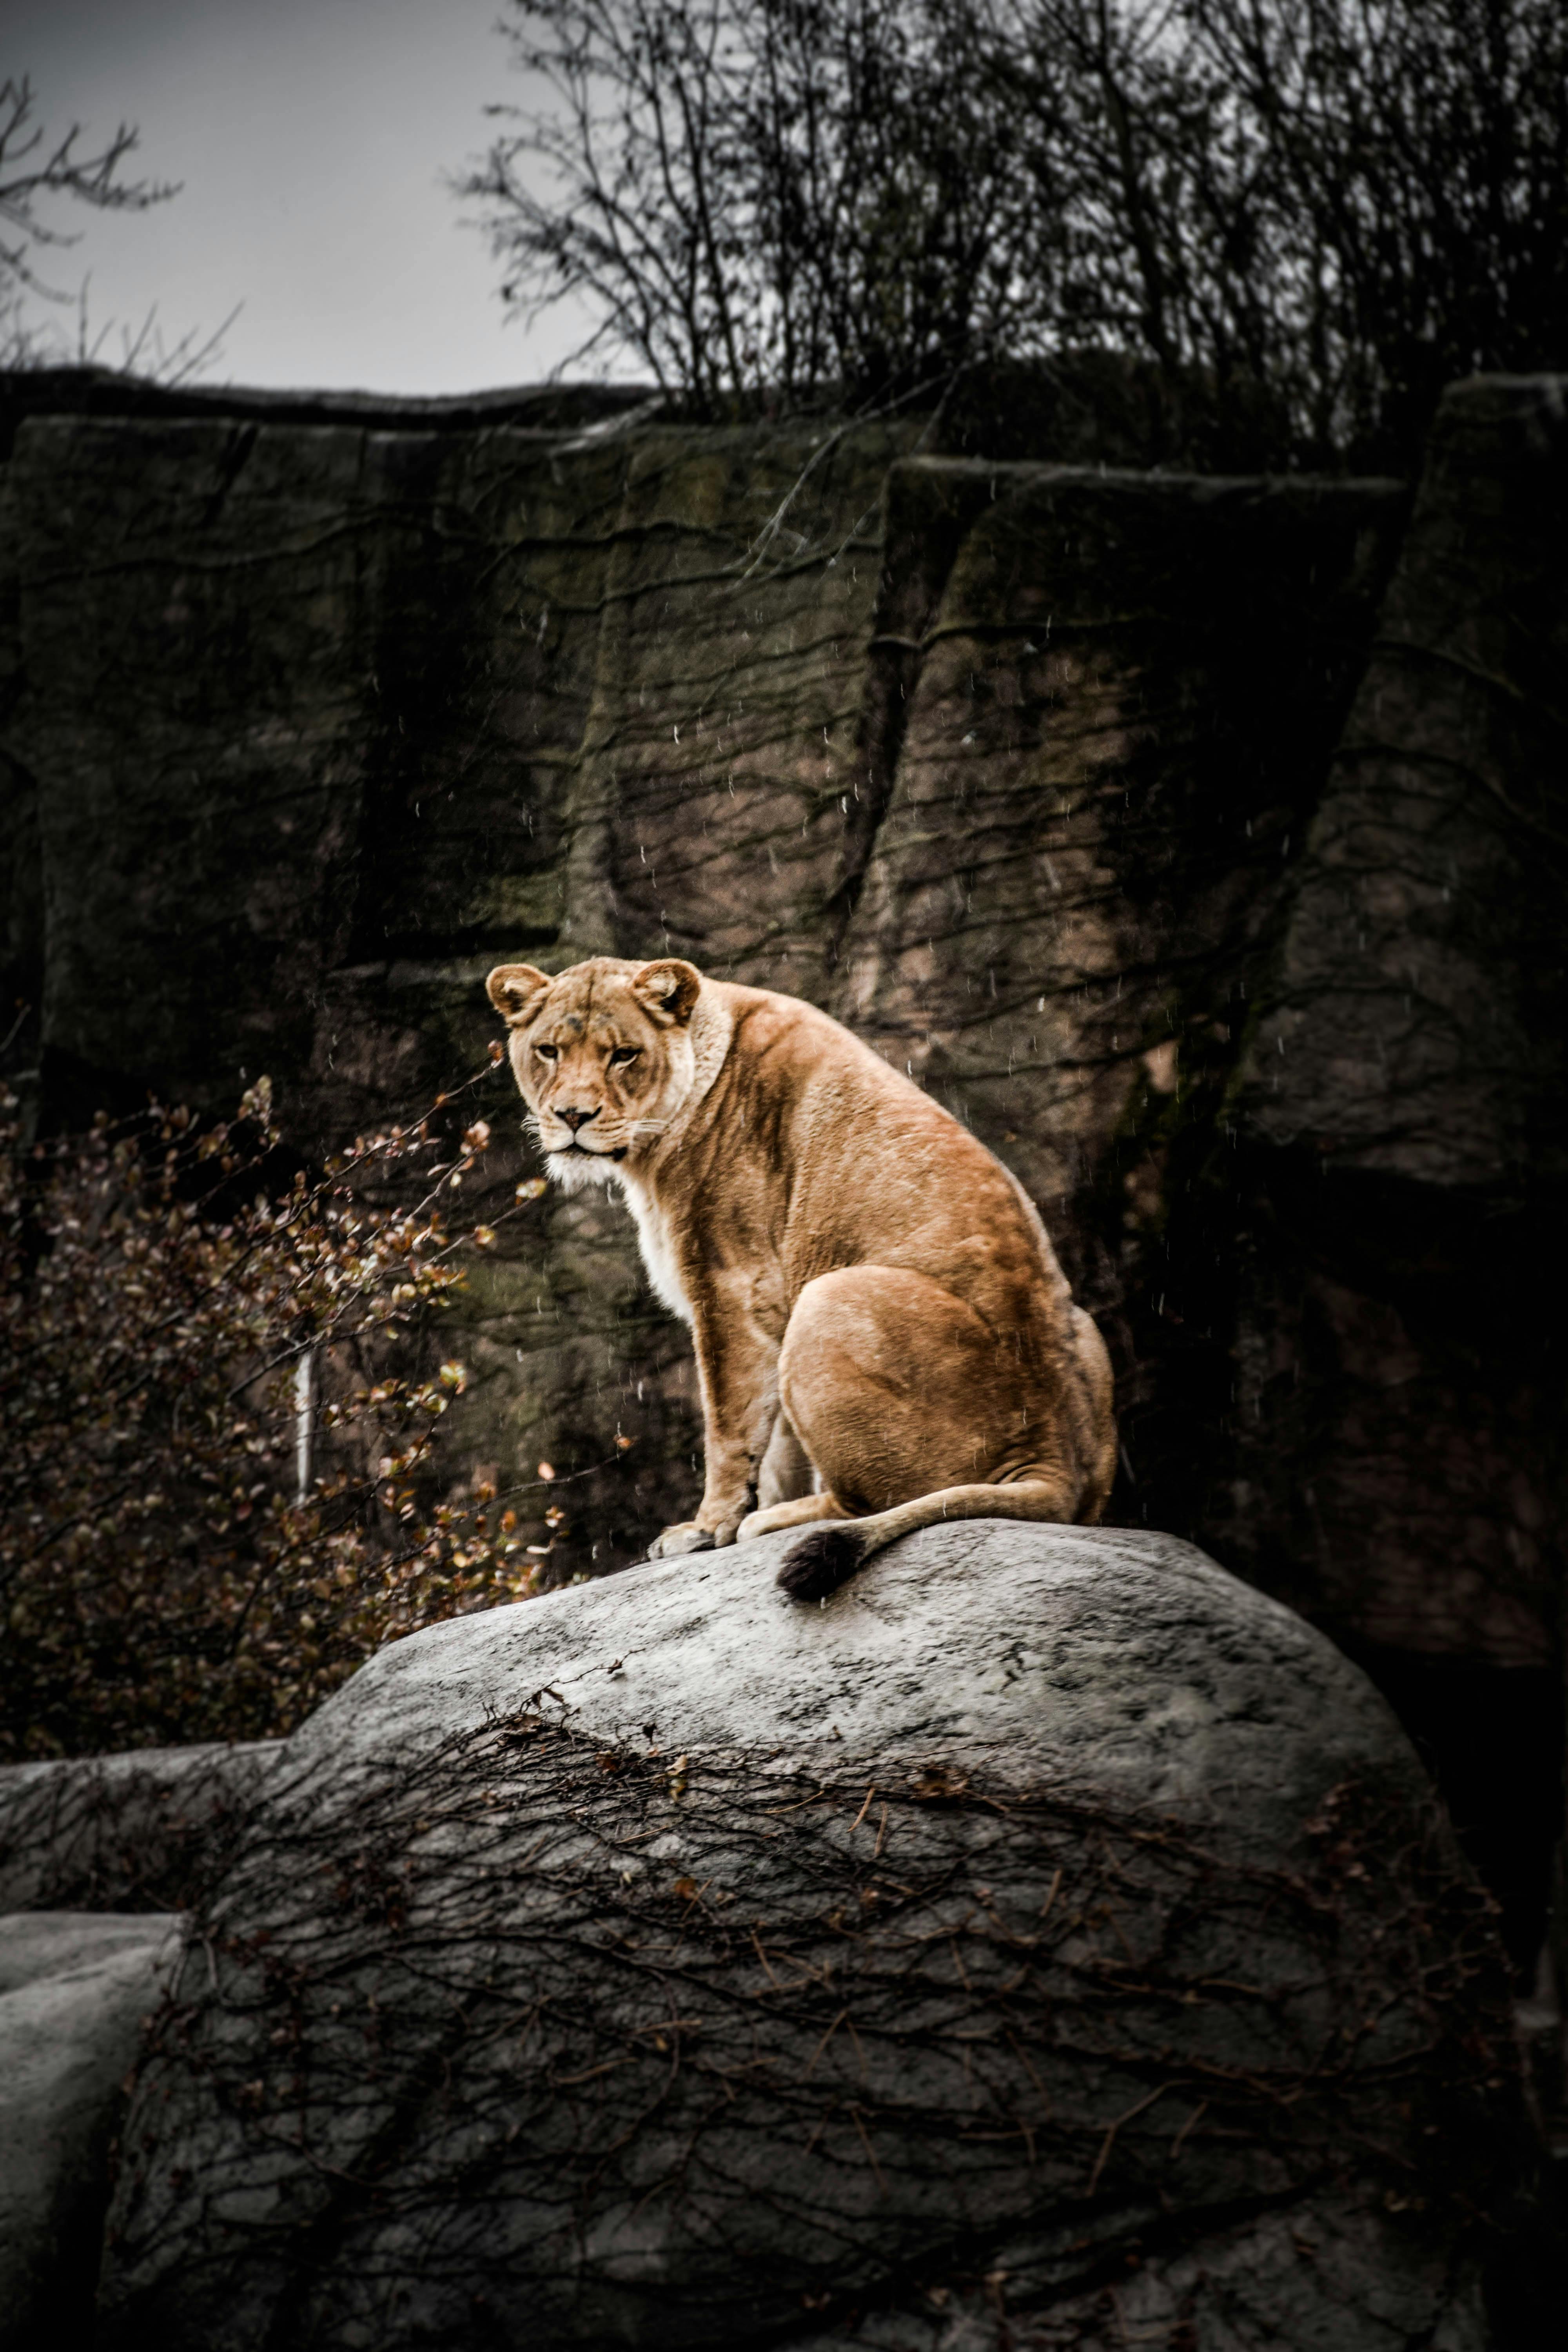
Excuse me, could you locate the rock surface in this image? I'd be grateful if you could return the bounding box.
[0,1911,185,2352]
[69,1528,1537,2350]
[293,1524,1414,1846]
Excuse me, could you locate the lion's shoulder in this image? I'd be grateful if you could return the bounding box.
[717,982,912,1100]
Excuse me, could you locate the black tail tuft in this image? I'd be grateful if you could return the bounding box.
[776,1525,868,1602]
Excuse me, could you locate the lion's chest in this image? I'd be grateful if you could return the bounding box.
[618,1177,692,1325]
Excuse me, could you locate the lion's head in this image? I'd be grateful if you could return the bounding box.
[485,955,705,1190]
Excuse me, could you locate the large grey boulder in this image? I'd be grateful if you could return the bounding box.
[290,1523,1414,1841]
[0,1912,185,2352]
[88,1526,1537,2350]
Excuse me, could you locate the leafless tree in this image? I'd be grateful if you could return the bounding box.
[1009,1,1568,464]
[458,0,1040,414]
[464,0,1568,462]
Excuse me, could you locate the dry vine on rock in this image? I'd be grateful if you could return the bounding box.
[102,1716,1524,2345]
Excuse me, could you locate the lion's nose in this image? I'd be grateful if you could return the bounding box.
[558,1106,598,1132]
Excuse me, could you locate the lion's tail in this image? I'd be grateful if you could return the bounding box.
[775,1476,1092,1603]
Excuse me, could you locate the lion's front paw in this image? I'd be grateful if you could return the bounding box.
[648,1522,717,1559]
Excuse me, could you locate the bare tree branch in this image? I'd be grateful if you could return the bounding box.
[454,1,1568,465]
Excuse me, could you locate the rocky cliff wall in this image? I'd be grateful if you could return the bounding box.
[2,369,1563,1971]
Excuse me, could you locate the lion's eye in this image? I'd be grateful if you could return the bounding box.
[608,1047,641,1067]
[535,1042,559,1062]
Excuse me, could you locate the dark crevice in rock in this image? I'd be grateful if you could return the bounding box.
[196,421,261,529]
[823,461,1000,967]
[34,1044,168,1138]
[1338,1644,1564,1979]
[1119,1132,1565,1976]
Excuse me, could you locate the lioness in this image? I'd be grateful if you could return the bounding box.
[486,955,1116,1599]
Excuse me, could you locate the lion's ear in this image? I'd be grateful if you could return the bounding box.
[486,964,552,1027]
[631,957,702,1027]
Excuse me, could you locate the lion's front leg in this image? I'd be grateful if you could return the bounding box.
[648,1301,779,1559]
[646,1434,767,1556]
[647,1522,720,1557]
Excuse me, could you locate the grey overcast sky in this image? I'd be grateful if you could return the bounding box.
[7,0,611,394]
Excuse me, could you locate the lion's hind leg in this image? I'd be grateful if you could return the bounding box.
[738,1491,852,1543]
[773,1264,1089,1602]
[778,1265,1025,1515]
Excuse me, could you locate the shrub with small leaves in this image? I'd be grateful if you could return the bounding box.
[0,1078,581,1759]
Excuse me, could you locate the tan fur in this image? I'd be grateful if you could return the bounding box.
[486,955,1117,1593]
